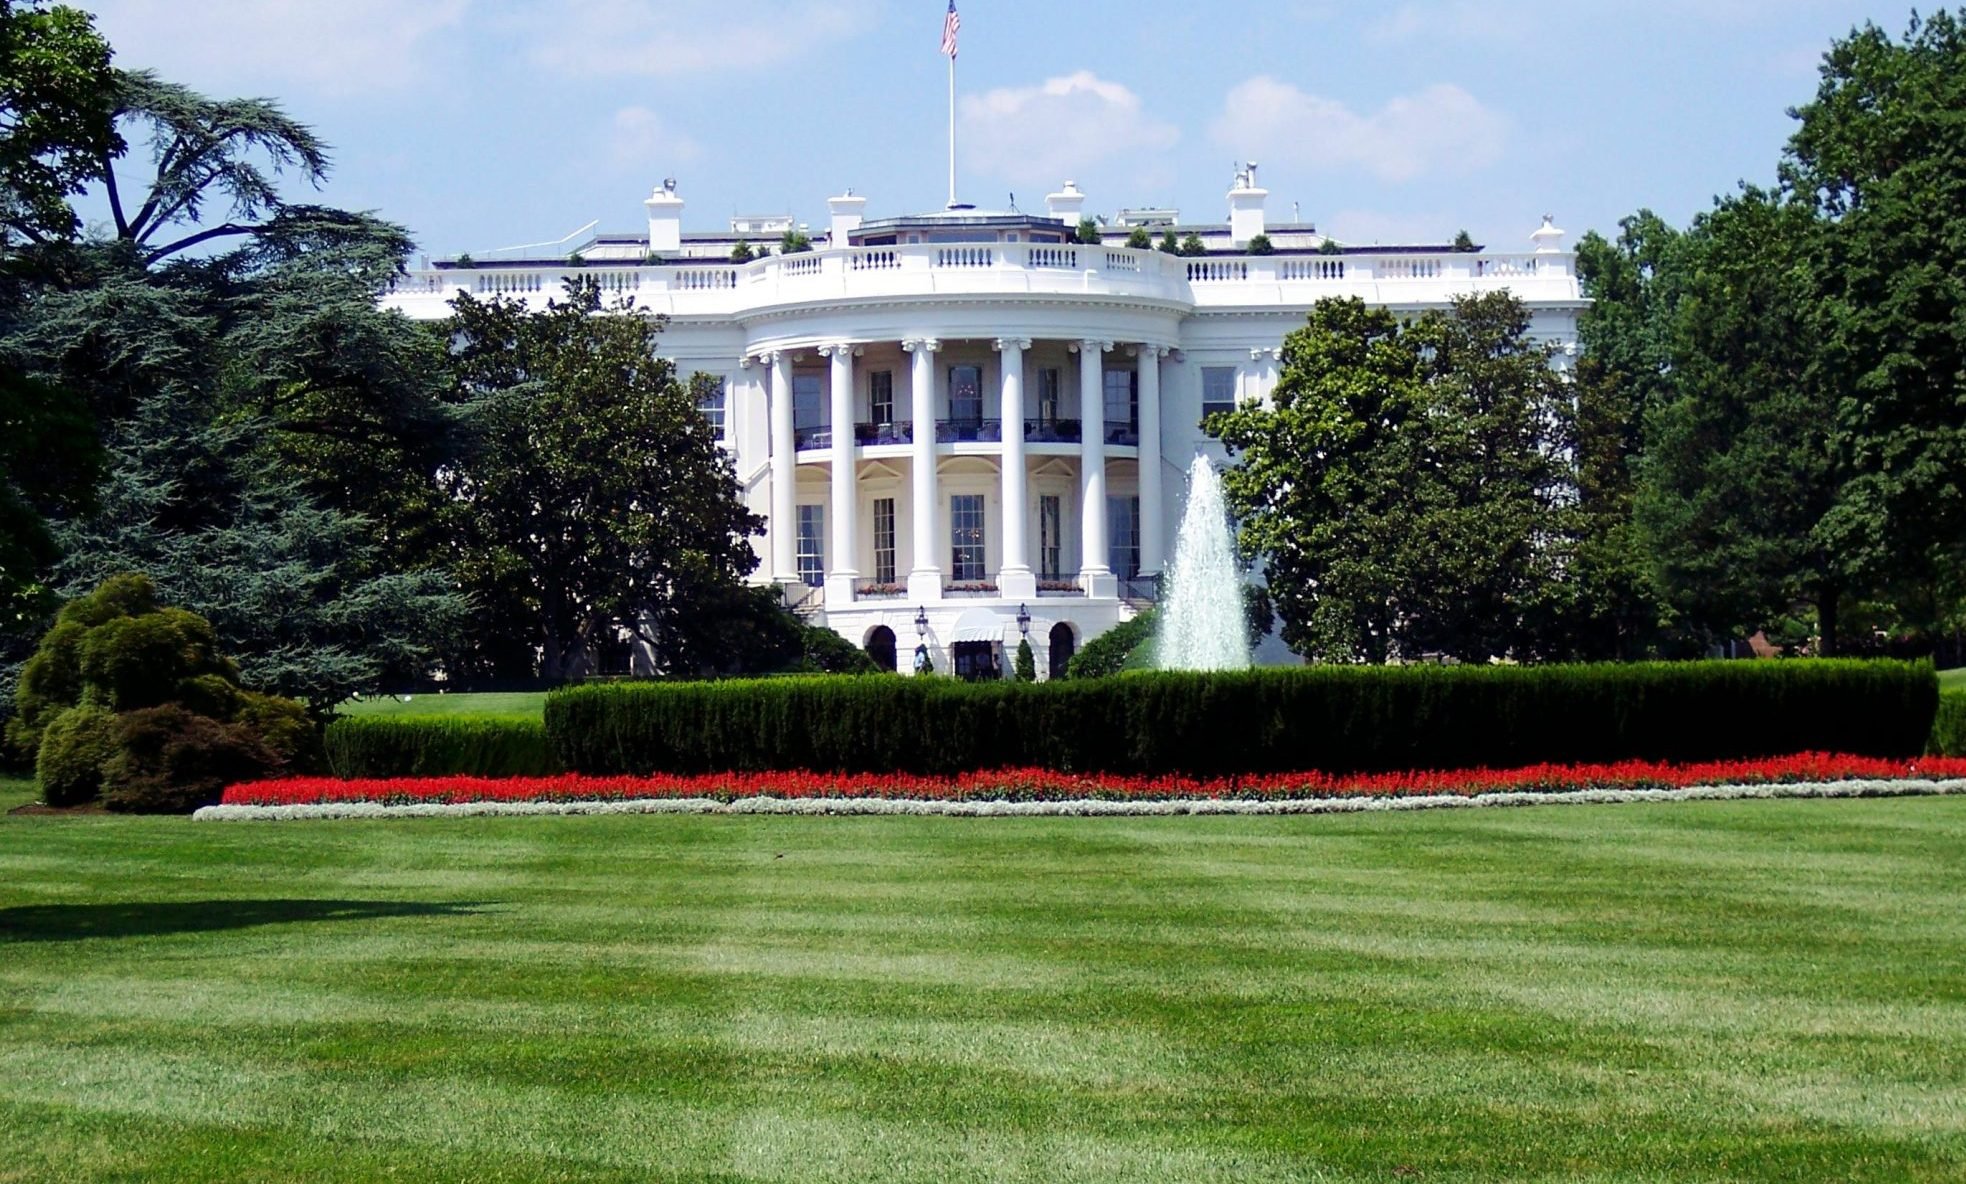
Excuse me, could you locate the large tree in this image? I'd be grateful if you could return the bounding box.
[1211,293,1574,663]
[443,281,765,680]
[0,0,117,246]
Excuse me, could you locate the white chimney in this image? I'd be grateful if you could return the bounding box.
[1227,163,1267,247]
[1046,180,1086,223]
[1530,214,1567,253]
[645,179,684,254]
[828,190,867,248]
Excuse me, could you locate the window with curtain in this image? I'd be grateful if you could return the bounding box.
[1107,495,1140,580]
[1201,366,1237,421]
[1040,495,1062,579]
[949,365,983,425]
[1102,368,1137,428]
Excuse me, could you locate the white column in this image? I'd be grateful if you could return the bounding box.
[904,338,942,600]
[766,351,796,584]
[995,337,1035,599]
[1077,339,1116,597]
[821,343,860,602]
[1137,345,1168,579]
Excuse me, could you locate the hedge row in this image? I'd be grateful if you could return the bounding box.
[324,717,558,779]
[545,660,1937,777]
[1930,689,1966,756]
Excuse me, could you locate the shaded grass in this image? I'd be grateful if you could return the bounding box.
[1940,668,1966,692]
[1,797,1964,1181]
[335,692,546,721]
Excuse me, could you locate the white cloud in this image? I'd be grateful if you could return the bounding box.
[87,0,469,96]
[1211,76,1508,184]
[609,106,700,169]
[519,0,879,77]
[959,71,1180,190]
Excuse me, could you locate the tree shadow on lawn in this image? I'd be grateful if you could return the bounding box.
[0,899,495,943]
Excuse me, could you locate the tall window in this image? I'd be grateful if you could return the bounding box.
[1039,495,1062,579]
[792,374,824,431]
[949,364,983,425]
[696,377,727,437]
[1103,368,1138,428]
[797,504,825,587]
[869,370,894,425]
[1037,368,1061,423]
[950,494,986,580]
[1201,366,1237,421]
[872,497,896,584]
[1107,495,1140,580]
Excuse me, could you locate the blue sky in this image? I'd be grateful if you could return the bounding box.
[82,0,1912,258]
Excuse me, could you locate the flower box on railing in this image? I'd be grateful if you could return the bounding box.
[856,582,905,599]
[1036,580,1083,595]
[946,582,999,596]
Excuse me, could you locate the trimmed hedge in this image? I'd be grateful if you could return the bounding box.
[545,660,1938,777]
[1930,689,1966,755]
[324,716,558,778]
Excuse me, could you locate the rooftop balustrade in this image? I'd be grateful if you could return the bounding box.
[383,242,1581,319]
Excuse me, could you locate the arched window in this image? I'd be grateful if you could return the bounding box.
[865,625,898,673]
[1048,622,1076,680]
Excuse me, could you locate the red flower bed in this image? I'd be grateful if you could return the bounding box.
[223,753,1966,808]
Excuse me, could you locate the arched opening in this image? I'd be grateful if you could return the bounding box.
[864,625,898,673]
[1048,622,1077,680]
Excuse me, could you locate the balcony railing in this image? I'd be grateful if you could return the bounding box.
[793,425,830,450]
[854,421,913,445]
[936,417,1002,443]
[1104,420,1140,447]
[1024,418,1081,443]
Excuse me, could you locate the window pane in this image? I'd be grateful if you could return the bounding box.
[1037,368,1061,421]
[1201,366,1237,419]
[1040,495,1061,579]
[1103,369,1137,426]
[797,504,825,587]
[949,365,983,423]
[696,377,726,435]
[950,493,985,580]
[873,497,896,584]
[792,374,824,429]
[1107,495,1140,580]
[870,370,893,424]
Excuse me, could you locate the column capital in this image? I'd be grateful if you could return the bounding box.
[1069,339,1114,355]
[818,341,866,358]
[993,337,1032,353]
[901,337,941,354]
[750,349,783,367]
[1249,346,1281,362]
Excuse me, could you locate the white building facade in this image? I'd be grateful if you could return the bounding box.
[384,178,1586,678]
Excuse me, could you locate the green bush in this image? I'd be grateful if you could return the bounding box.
[36,705,118,807]
[102,705,278,814]
[1014,640,1037,683]
[546,660,1937,777]
[324,716,558,778]
[1067,611,1156,679]
[1930,688,1966,755]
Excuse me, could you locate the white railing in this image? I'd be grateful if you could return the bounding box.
[382,245,1578,318]
[934,246,995,269]
[1187,259,1250,282]
[1280,258,1345,281]
[1377,257,1442,280]
[851,248,901,271]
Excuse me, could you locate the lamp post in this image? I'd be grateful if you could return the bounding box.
[913,606,931,675]
[915,606,929,637]
[1016,603,1031,638]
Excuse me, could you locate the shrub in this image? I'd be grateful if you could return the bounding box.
[1067,612,1156,679]
[1931,689,1966,754]
[798,624,881,674]
[1075,217,1103,245]
[324,716,558,778]
[545,660,1937,778]
[1125,227,1152,249]
[1179,233,1207,257]
[79,609,235,713]
[1247,234,1275,255]
[36,705,118,807]
[1015,639,1037,682]
[103,705,279,813]
[730,239,755,262]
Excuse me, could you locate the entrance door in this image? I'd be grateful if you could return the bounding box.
[1048,623,1075,680]
[952,641,999,681]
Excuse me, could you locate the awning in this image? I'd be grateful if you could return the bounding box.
[948,609,1005,644]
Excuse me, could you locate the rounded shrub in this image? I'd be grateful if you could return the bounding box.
[36,705,118,807]
[79,608,233,713]
[102,705,278,814]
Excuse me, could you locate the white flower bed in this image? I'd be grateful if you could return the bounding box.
[192,778,1966,822]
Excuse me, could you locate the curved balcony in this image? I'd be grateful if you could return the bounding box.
[796,417,1141,455]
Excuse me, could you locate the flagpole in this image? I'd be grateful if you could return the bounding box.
[947,52,957,207]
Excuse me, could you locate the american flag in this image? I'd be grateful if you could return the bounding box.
[941,1,960,58]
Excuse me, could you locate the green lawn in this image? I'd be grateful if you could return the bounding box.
[2,780,1963,1182]
[1940,667,1966,692]
[333,690,547,720]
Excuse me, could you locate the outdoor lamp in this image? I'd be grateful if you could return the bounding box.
[1017,603,1031,637]
[914,606,929,637]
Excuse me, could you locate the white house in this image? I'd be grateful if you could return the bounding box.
[382,174,1586,678]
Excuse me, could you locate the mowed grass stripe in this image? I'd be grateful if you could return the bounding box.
[2,780,1964,1180]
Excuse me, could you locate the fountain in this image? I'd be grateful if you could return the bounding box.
[1156,454,1252,671]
